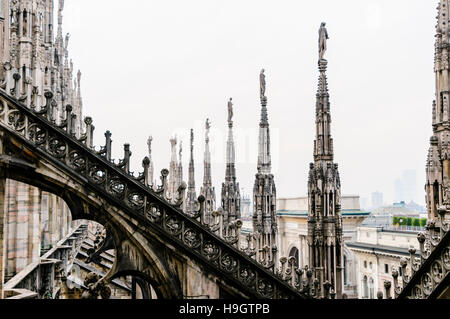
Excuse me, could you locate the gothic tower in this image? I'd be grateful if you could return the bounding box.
[1,0,83,133]
[200,119,216,225]
[186,129,197,215]
[252,69,277,270]
[307,23,343,298]
[0,0,7,64]
[425,0,450,222]
[0,0,83,285]
[221,98,241,239]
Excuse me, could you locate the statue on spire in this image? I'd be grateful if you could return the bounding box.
[65,33,70,50]
[205,119,211,141]
[147,136,153,156]
[77,70,82,88]
[228,98,234,124]
[319,22,329,60]
[260,69,266,100]
[190,129,194,153]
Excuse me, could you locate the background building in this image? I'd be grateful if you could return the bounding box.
[347,227,420,299]
[394,170,417,204]
[371,191,384,209]
[240,192,252,219]
[274,195,370,298]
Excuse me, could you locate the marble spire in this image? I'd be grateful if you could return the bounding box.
[252,69,277,271]
[307,23,343,298]
[168,136,178,201]
[221,98,241,239]
[425,0,450,221]
[186,129,197,215]
[200,119,216,225]
[147,136,155,190]
[176,141,184,189]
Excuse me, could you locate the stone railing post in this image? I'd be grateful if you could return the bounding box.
[84,117,94,149]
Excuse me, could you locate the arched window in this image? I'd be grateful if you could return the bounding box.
[289,247,299,267]
[369,277,375,299]
[363,276,368,298]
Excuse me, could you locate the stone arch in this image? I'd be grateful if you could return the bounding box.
[110,270,162,299]
[369,277,375,299]
[362,275,368,298]
[0,152,182,299]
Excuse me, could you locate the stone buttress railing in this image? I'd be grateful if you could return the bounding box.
[0,86,310,299]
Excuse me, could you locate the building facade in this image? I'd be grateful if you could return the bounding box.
[347,227,420,299]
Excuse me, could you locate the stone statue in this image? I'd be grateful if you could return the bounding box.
[147,136,153,156]
[319,22,329,60]
[260,69,266,99]
[205,119,211,140]
[228,98,233,123]
[77,70,82,88]
[65,33,70,50]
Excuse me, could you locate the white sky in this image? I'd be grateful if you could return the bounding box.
[61,0,436,207]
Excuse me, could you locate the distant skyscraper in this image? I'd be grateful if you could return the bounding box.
[360,197,368,210]
[371,191,383,208]
[394,170,417,203]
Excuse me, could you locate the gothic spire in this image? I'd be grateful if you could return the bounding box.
[186,129,197,214]
[201,119,216,224]
[168,136,178,200]
[57,0,65,39]
[253,69,277,271]
[176,141,183,188]
[226,98,236,182]
[222,98,241,240]
[257,69,272,175]
[147,136,155,189]
[307,23,343,298]
[203,119,212,187]
[425,0,450,221]
[313,57,334,162]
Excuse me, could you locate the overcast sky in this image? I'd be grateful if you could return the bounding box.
[61,0,436,207]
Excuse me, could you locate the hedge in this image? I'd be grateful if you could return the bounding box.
[393,216,427,228]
